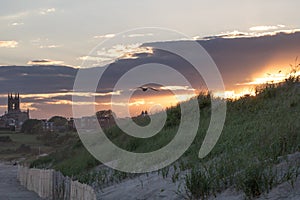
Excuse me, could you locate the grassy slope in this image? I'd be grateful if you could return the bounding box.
[0,132,49,161]
[0,131,82,164]
[30,80,300,199]
[183,82,300,199]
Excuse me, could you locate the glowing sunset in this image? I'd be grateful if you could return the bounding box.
[1,1,300,199]
[1,31,300,118]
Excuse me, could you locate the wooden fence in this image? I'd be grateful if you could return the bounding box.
[18,166,96,200]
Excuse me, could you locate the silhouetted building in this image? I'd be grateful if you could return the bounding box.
[0,93,29,131]
[41,119,54,132]
[68,117,76,131]
[74,110,116,130]
[96,110,115,129]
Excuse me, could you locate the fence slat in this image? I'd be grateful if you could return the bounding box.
[17,166,96,200]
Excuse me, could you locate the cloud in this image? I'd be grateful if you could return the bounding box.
[93,34,116,39]
[0,91,120,100]
[39,8,56,15]
[1,31,300,118]
[79,44,154,66]
[200,28,300,40]
[249,25,286,31]
[0,40,18,48]
[199,30,250,40]
[30,38,62,49]
[0,11,29,20]
[31,38,45,44]
[107,44,153,59]
[20,102,38,111]
[116,44,154,59]
[159,86,195,91]
[45,100,99,106]
[127,33,154,38]
[39,45,62,49]
[78,56,113,63]
[27,59,64,65]
[101,99,146,107]
[11,22,24,26]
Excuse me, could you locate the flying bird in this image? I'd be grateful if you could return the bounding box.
[137,87,159,92]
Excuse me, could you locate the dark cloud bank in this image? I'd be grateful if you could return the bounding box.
[0,32,300,117]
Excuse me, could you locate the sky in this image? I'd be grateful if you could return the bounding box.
[1,0,300,67]
[1,0,300,118]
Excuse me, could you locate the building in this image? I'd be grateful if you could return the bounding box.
[41,119,54,132]
[0,93,29,131]
[96,110,115,129]
[74,110,116,130]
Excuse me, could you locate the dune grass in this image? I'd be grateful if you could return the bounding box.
[182,79,300,199]
[29,74,300,199]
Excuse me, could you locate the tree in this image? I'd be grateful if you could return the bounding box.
[21,119,43,134]
[48,116,68,127]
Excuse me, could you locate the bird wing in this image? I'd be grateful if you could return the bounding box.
[136,87,147,92]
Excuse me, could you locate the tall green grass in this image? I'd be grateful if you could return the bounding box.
[183,75,300,199]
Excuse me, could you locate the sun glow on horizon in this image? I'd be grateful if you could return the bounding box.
[1,66,298,118]
[124,92,197,117]
[238,70,300,86]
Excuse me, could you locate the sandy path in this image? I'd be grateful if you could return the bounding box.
[98,172,300,200]
[98,172,184,200]
[0,163,41,200]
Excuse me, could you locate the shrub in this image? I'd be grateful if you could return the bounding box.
[236,164,278,199]
[0,136,12,143]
